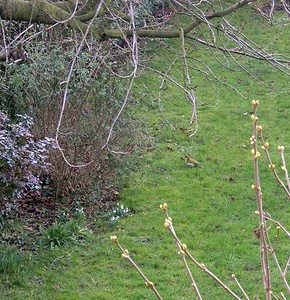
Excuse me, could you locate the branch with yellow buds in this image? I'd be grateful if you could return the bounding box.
[177,243,202,300]
[161,205,243,300]
[110,101,290,299]
[278,145,290,192]
[263,223,290,293]
[257,123,290,199]
[251,102,290,296]
[251,101,272,299]
[254,212,290,238]
[252,100,260,108]
[110,235,163,300]
[159,203,168,212]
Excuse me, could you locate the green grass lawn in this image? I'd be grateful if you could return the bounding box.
[1,6,290,300]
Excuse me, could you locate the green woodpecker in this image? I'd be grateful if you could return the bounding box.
[185,155,200,167]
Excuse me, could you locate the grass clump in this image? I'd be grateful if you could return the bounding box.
[0,246,22,274]
[40,218,91,250]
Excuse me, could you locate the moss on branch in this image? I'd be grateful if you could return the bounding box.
[0,0,255,41]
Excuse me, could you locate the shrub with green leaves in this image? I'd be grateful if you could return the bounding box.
[0,25,135,202]
[0,23,138,236]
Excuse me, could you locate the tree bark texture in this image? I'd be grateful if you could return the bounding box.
[0,0,252,40]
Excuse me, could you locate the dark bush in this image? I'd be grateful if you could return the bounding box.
[0,112,55,200]
[0,22,136,210]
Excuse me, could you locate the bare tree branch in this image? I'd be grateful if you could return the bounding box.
[55,0,104,167]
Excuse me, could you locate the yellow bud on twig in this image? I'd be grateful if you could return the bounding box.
[122,252,129,259]
[178,250,185,256]
[255,152,261,159]
[110,235,118,243]
[146,281,154,287]
[251,100,259,107]
[250,136,255,144]
[164,219,172,228]
[278,145,284,152]
[257,125,263,132]
[160,203,168,211]
[251,184,256,190]
[181,244,187,251]
[269,164,275,169]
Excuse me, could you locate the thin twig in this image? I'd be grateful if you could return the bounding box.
[264,224,290,293]
[259,133,290,199]
[251,101,272,300]
[258,212,290,238]
[161,206,243,300]
[179,246,203,300]
[187,36,290,65]
[101,0,138,150]
[157,57,180,130]
[55,1,104,167]
[111,236,163,300]
[232,274,250,300]
[180,27,198,131]
[279,146,290,191]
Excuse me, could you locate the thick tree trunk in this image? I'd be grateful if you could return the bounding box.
[0,0,253,40]
[0,0,55,24]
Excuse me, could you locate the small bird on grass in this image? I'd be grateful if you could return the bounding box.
[185,155,200,167]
